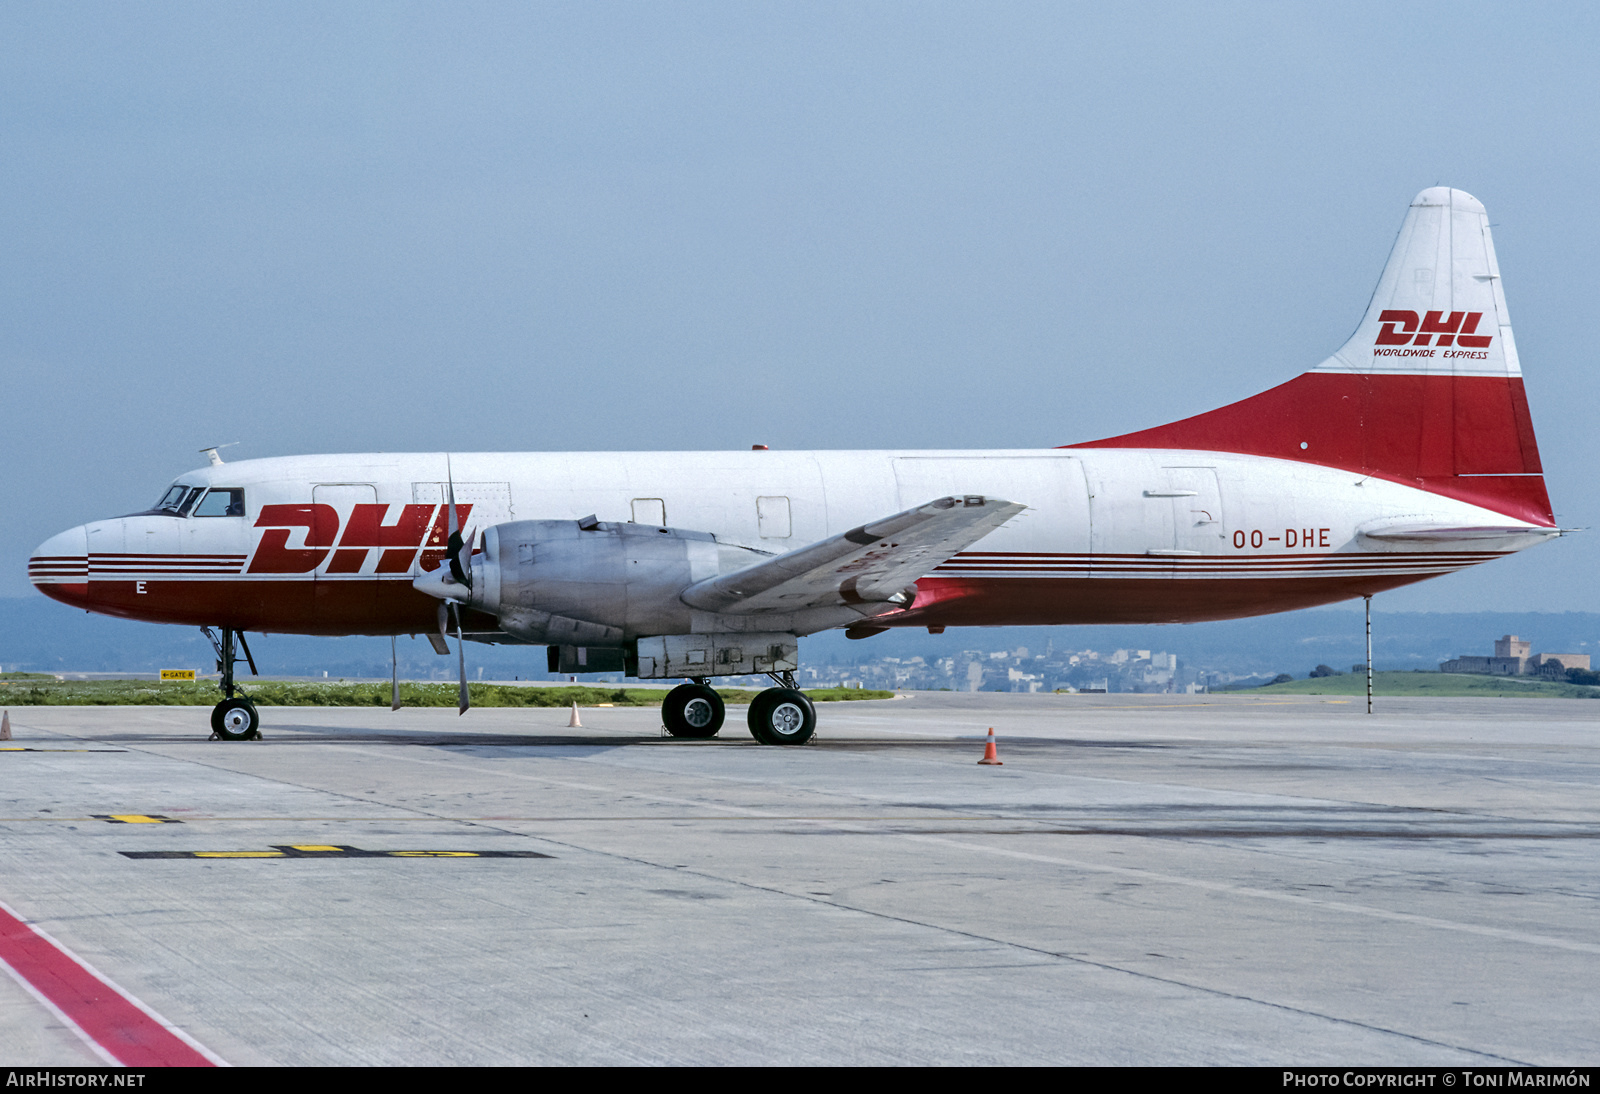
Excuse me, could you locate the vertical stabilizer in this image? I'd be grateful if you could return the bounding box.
[1318,187,1519,381]
[1072,188,1551,525]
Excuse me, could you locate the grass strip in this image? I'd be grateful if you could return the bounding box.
[0,677,893,708]
[1227,671,1600,699]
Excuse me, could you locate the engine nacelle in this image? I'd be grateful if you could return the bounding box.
[465,518,737,645]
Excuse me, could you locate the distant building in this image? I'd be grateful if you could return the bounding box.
[1007,666,1043,693]
[1441,635,1590,677]
[1533,652,1590,673]
[1495,635,1531,661]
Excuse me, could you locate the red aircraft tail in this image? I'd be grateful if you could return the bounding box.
[1072,187,1552,526]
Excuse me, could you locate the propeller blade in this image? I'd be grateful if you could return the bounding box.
[445,453,458,535]
[390,635,401,712]
[445,455,472,589]
[450,601,469,715]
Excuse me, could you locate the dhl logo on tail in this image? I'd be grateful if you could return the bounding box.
[1375,310,1493,349]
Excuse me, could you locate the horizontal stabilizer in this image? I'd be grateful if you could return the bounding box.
[681,496,1024,615]
[1358,522,1561,545]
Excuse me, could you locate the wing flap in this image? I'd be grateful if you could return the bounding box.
[682,496,1024,615]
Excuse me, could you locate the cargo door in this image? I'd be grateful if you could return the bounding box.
[1160,467,1225,555]
[1100,465,1224,581]
[1087,458,1224,581]
[1087,455,1170,561]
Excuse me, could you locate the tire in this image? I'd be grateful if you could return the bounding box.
[747,688,815,746]
[211,697,260,741]
[662,684,724,739]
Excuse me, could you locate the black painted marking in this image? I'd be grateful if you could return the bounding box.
[120,844,552,860]
[889,827,1600,840]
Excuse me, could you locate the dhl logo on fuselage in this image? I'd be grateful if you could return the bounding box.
[247,503,471,575]
[1374,310,1493,349]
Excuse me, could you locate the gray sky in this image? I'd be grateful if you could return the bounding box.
[3,2,1596,610]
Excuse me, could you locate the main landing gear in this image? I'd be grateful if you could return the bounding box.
[747,672,816,746]
[202,626,260,741]
[657,673,816,746]
[661,681,725,739]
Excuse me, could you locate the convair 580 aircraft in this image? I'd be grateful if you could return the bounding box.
[29,188,1559,744]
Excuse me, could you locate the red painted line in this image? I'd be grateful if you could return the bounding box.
[0,900,222,1067]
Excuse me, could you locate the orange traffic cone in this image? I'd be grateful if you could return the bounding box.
[568,700,583,728]
[977,727,1002,765]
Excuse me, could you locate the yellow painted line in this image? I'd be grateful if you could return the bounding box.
[122,846,549,859]
[109,815,165,824]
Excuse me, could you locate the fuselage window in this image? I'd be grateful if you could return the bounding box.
[631,498,666,526]
[757,496,792,538]
[193,488,246,517]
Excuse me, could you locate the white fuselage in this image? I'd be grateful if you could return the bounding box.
[29,447,1549,637]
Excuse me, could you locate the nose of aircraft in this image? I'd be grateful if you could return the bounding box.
[28,525,90,607]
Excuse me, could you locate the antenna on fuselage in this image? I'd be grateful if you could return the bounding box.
[199,442,240,467]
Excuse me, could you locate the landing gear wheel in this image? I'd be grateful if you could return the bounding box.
[662,684,725,739]
[211,697,260,741]
[748,688,815,746]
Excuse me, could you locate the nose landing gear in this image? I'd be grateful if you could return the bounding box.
[212,695,260,740]
[202,626,260,741]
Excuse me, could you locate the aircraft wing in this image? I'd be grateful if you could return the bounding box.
[681,495,1024,615]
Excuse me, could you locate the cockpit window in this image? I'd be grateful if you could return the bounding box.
[156,485,204,515]
[193,488,246,517]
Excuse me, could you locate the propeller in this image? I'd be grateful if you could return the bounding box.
[446,465,472,592]
[445,457,471,716]
[408,456,476,715]
[450,600,469,715]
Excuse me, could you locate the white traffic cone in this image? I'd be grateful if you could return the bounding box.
[0,711,10,741]
[568,700,583,728]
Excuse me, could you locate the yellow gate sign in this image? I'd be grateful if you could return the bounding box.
[160,669,196,682]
